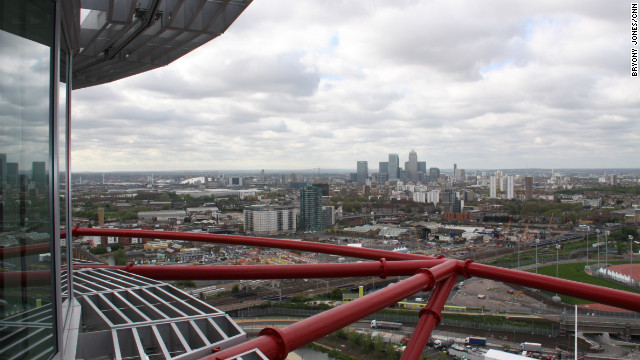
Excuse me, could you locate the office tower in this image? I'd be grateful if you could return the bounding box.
[379,161,388,174]
[525,176,533,200]
[32,161,46,193]
[506,176,514,199]
[490,176,498,198]
[399,170,410,182]
[322,206,335,228]
[300,186,323,232]
[0,153,6,185]
[429,167,440,182]
[356,161,368,184]
[609,174,618,186]
[7,163,18,187]
[314,183,330,196]
[453,163,457,182]
[441,189,461,213]
[388,154,399,180]
[408,149,418,182]
[417,161,427,174]
[455,168,465,182]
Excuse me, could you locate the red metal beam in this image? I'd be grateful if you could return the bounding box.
[0,270,51,288]
[204,260,459,360]
[0,243,50,258]
[70,227,431,261]
[62,228,640,360]
[463,262,640,313]
[79,259,448,280]
[401,275,457,360]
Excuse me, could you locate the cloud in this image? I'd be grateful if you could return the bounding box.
[70,0,640,171]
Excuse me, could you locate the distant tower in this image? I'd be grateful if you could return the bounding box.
[453,163,457,182]
[300,186,323,232]
[506,176,514,199]
[388,154,399,180]
[408,150,418,183]
[356,161,368,184]
[525,177,533,200]
[490,176,498,198]
[429,167,440,182]
[32,161,46,193]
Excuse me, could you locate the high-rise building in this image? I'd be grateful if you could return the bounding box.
[388,154,399,180]
[609,174,618,186]
[453,163,457,182]
[408,149,418,182]
[495,170,504,191]
[244,205,296,235]
[417,161,427,174]
[300,186,323,232]
[356,161,368,184]
[525,176,533,200]
[32,161,46,193]
[506,176,514,199]
[379,161,388,174]
[429,167,440,182]
[490,176,498,198]
[0,153,6,185]
[322,206,335,228]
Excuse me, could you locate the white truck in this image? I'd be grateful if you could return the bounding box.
[520,342,542,352]
[370,320,402,330]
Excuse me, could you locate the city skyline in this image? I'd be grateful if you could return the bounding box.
[73,1,639,172]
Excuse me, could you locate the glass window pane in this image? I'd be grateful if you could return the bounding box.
[0,1,56,359]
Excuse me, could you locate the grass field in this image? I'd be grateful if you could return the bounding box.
[530,262,639,305]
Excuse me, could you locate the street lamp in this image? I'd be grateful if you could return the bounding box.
[586,226,589,268]
[630,235,634,286]
[605,231,610,276]
[535,238,540,274]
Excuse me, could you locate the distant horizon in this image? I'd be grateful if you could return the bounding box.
[72,167,640,175]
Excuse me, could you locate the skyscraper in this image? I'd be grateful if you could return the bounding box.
[407,150,418,182]
[300,186,323,232]
[429,167,440,182]
[356,161,368,184]
[490,176,498,198]
[417,161,427,174]
[506,176,514,199]
[388,154,399,180]
[379,161,388,174]
[525,176,533,200]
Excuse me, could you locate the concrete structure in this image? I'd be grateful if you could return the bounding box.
[506,175,514,199]
[243,205,296,235]
[490,176,498,198]
[524,176,533,200]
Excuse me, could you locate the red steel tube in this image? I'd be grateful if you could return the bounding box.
[401,275,457,360]
[464,262,640,313]
[0,270,51,288]
[70,227,431,261]
[79,259,448,280]
[205,260,460,360]
[0,243,50,258]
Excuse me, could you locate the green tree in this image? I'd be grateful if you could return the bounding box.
[112,248,127,266]
[231,284,239,293]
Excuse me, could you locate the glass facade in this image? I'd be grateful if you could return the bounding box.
[0,1,62,358]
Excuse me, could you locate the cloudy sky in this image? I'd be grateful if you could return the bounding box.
[73,0,639,172]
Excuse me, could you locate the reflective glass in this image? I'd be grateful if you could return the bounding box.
[0,1,57,358]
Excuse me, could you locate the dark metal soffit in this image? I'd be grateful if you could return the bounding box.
[72,0,252,89]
